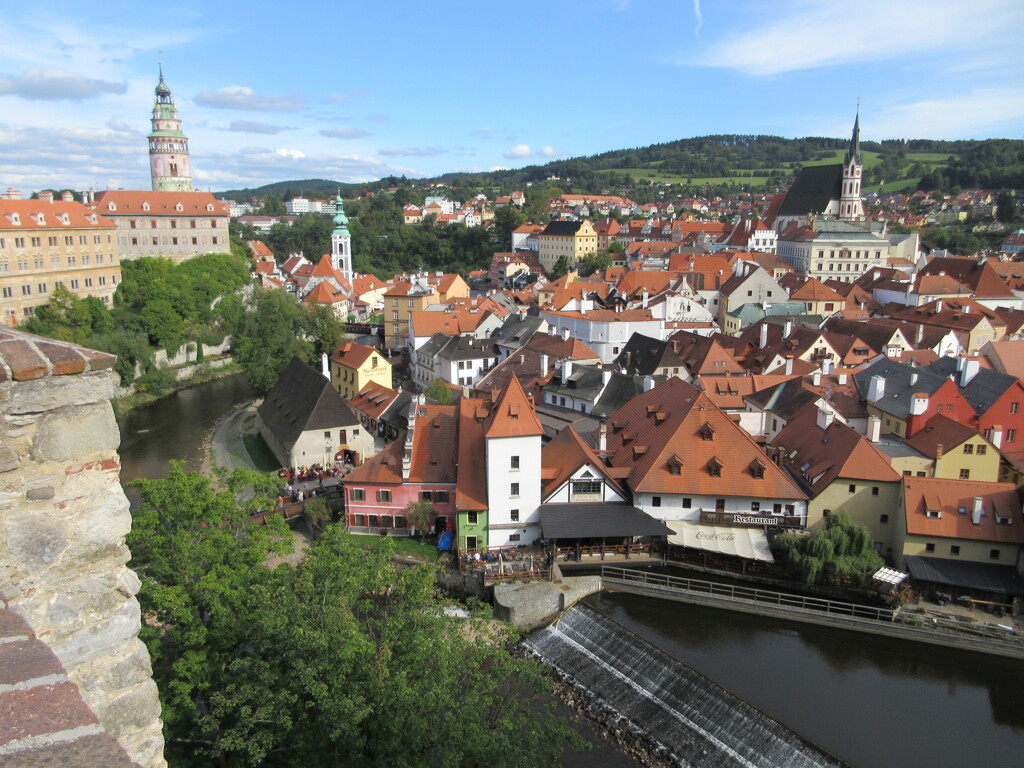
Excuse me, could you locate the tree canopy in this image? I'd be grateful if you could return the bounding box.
[771,510,883,588]
[129,466,581,767]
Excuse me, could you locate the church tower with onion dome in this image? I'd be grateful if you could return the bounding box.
[331,192,353,283]
[148,66,193,192]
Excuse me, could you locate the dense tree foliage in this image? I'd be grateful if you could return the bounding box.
[918,140,1024,192]
[232,288,342,394]
[129,467,580,767]
[771,510,883,588]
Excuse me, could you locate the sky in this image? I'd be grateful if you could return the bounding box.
[1,0,1022,194]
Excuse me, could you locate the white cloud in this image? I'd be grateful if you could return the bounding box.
[274,148,306,160]
[319,126,372,139]
[379,146,444,157]
[0,69,127,100]
[194,85,304,112]
[694,0,1021,76]
[503,144,532,159]
[868,87,1024,140]
[692,0,703,34]
[539,146,559,158]
[228,120,291,135]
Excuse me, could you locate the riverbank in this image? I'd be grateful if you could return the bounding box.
[112,357,242,420]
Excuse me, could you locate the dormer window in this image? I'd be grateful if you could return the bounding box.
[699,422,715,441]
[206,203,215,212]
[667,455,684,476]
[750,459,766,479]
[107,203,116,212]
[707,457,723,477]
[142,202,150,211]
[175,203,184,212]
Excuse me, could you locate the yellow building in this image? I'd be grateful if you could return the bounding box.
[330,342,393,400]
[905,414,1001,483]
[384,279,437,349]
[894,478,1024,602]
[537,219,598,272]
[0,196,121,326]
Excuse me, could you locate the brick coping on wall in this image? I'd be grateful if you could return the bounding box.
[0,327,116,383]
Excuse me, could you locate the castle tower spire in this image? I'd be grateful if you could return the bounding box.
[148,67,193,192]
[331,191,353,283]
[839,107,864,222]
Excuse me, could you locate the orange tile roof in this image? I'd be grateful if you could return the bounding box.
[409,404,459,483]
[410,310,490,337]
[541,426,624,499]
[92,189,225,216]
[902,477,1024,542]
[485,375,544,439]
[0,199,114,230]
[303,281,347,305]
[456,398,489,510]
[345,440,403,485]
[330,341,382,368]
[349,381,400,420]
[604,378,805,499]
[249,240,273,258]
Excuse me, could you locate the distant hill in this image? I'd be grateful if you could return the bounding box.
[217,135,1022,202]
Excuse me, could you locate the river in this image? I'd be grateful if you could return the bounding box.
[117,376,1024,767]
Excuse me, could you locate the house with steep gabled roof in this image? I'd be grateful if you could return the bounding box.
[771,405,903,553]
[343,398,458,535]
[602,378,807,526]
[258,356,372,469]
[330,341,392,400]
[347,381,411,442]
[904,413,1001,483]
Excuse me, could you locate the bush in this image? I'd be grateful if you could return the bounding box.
[136,364,177,396]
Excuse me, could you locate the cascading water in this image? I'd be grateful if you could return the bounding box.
[524,605,846,768]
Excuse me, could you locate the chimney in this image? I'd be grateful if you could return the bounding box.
[759,323,768,349]
[784,320,793,338]
[867,415,882,443]
[812,369,822,387]
[867,375,886,402]
[916,324,924,344]
[991,425,1003,449]
[602,369,611,386]
[972,496,984,525]
[838,372,848,386]
[61,190,74,202]
[910,372,918,386]
[598,422,608,453]
[936,299,943,313]
[642,290,649,309]
[816,406,835,431]
[917,393,933,417]
[540,354,549,373]
[643,375,654,392]
[548,324,555,335]
[321,352,330,380]
[935,443,944,460]
[561,358,573,381]
[785,355,794,376]
[562,326,570,340]
[960,359,980,386]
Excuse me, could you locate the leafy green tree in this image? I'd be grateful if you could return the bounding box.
[23,284,109,344]
[232,288,314,394]
[771,510,883,587]
[493,205,526,250]
[403,499,436,539]
[551,255,569,278]
[424,377,453,404]
[129,468,581,767]
[140,299,186,354]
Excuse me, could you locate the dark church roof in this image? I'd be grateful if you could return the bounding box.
[776,164,843,218]
[258,356,359,453]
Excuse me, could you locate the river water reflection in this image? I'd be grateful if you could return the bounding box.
[588,591,1024,768]
[117,373,253,483]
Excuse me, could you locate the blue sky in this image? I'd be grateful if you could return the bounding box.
[1,0,1022,193]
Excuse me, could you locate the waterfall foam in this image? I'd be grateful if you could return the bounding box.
[524,605,846,768]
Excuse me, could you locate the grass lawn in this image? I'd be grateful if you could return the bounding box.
[346,532,440,562]
[243,432,283,472]
[870,177,922,193]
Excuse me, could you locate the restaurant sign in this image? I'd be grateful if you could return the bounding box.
[733,515,781,527]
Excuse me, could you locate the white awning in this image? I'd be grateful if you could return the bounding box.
[666,521,775,563]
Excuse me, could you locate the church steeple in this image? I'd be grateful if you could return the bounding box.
[839,107,864,222]
[148,66,193,192]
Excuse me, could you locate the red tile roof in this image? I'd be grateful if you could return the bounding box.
[92,189,225,216]
[902,477,1024,542]
[485,375,544,439]
[0,199,114,230]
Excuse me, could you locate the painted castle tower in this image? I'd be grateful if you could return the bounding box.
[148,67,193,192]
[331,192,353,284]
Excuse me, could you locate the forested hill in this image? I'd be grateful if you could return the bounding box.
[217,135,1023,201]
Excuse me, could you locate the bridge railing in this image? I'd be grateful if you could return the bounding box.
[602,566,895,623]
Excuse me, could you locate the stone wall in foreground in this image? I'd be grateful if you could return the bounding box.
[0,328,165,768]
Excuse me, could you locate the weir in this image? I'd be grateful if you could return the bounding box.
[524,605,846,768]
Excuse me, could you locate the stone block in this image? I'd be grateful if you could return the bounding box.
[26,486,55,501]
[9,373,115,416]
[97,679,164,740]
[51,598,141,669]
[32,403,119,462]
[6,517,71,569]
[0,445,17,472]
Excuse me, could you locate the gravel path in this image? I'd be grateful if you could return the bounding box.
[206,400,261,474]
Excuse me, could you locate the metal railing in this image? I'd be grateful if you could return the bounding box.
[602,566,896,622]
